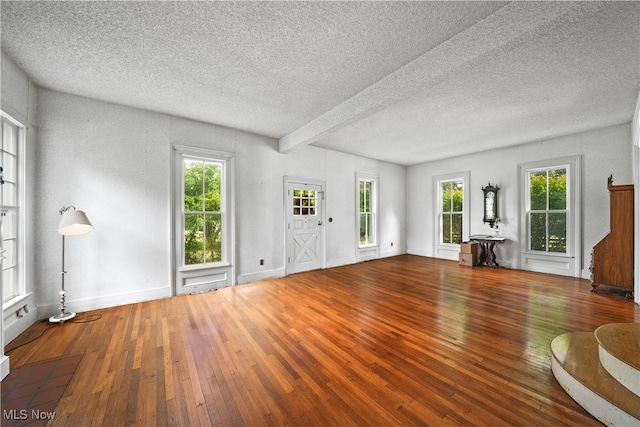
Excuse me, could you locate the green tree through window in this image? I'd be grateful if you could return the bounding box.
[183,159,223,265]
[528,168,567,253]
[359,180,375,246]
[441,181,463,244]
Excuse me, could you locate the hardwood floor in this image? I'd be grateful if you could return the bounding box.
[5,255,640,426]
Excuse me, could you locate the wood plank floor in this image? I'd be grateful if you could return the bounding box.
[5,255,640,426]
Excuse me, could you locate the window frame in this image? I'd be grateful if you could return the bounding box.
[172,145,235,295]
[433,172,469,260]
[519,156,581,277]
[1,112,26,305]
[526,166,568,254]
[181,157,226,267]
[355,173,379,260]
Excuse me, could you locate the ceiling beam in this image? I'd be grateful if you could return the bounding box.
[278,1,582,154]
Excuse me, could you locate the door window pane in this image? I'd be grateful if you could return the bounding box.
[293,189,317,216]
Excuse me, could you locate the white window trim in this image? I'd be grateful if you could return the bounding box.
[433,171,470,261]
[518,155,581,277]
[1,111,26,306]
[356,173,379,261]
[171,145,235,295]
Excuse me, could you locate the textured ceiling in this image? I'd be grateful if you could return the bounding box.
[1,1,639,166]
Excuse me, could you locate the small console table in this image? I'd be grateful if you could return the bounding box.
[469,235,506,268]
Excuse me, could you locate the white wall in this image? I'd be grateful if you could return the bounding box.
[34,89,407,316]
[407,123,633,279]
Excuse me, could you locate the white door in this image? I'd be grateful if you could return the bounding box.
[285,179,325,275]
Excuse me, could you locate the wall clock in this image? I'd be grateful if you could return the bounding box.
[482,182,499,228]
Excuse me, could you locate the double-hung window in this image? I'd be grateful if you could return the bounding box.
[440,180,464,245]
[173,146,234,295]
[434,172,469,260]
[527,167,567,253]
[519,156,580,277]
[1,113,25,304]
[356,173,379,261]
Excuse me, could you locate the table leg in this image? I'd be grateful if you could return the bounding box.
[486,242,499,268]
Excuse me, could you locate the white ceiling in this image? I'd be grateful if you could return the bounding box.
[1,1,639,166]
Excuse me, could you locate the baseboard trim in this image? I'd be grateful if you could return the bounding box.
[237,268,286,285]
[38,286,171,319]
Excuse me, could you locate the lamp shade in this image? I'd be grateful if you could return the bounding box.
[58,209,93,235]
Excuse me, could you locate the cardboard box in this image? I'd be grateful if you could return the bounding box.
[459,252,478,266]
[460,242,481,257]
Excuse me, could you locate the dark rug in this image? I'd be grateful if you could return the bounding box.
[1,354,83,427]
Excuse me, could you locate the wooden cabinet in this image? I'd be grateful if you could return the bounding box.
[590,178,634,297]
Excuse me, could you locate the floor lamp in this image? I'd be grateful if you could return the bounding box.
[49,206,93,323]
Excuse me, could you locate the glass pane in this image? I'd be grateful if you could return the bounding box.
[452,182,463,212]
[3,268,16,302]
[293,207,300,215]
[3,121,17,155]
[360,181,371,213]
[2,152,16,182]
[204,163,221,212]
[2,182,16,206]
[184,213,204,265]
[3,239,15,268]
[184,160,203,212]
[302,208,309,215]
[548,213,567,253]
[442,214,451,244]
[2,210,17,239]
[548,168,567,210]
[529,171,547,210]
[451,213,462,244]
[360,213,374,245]
[309,208,316,216]
[205,214,222,263]
[441,182,452,212]
[529,213,547,251]
[293,189,301,197]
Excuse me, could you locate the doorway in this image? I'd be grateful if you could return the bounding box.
[284,177,325,275]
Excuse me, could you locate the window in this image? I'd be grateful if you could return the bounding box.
[1,113,24,303]
[183,158,225,266]
[358,177,377,247]
[527,167,567,253]
[293,189,317,216]
[439,180,464,244]
[433,172,469,261]
[173,145,234,295]
[519,156,580,277]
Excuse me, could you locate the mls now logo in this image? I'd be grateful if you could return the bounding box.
[3,409,55,420]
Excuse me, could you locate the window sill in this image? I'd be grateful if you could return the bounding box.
[179,263,230,273]
[358,243,378,249]
[3,292,32,313]
[524,251,573,259]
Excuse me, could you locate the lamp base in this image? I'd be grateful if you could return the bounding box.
[49,311,76,323]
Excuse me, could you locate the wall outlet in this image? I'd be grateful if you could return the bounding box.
[391,242,394,247]
[260,259,264,266]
